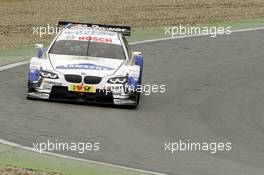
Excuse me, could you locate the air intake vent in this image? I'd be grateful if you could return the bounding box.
[84,76,102,84]
[64,75,82,83]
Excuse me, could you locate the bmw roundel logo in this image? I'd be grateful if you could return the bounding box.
[81,72,86,76]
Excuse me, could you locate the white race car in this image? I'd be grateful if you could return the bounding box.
[27,22,143,108]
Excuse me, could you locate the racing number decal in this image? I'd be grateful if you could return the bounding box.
[69,84,95,93]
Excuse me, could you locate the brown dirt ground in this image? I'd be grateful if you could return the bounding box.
[0,165,61,175]
[0,0,264,49]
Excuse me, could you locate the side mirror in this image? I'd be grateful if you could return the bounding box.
[35,44,44,48]
[133,51,142,55]
[34,44,45,58]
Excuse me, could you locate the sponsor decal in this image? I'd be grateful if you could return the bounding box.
[113,99,134,104]
[43,80,62,90]
[69,84,95,93]
[69,24,128,33]
[64,30,115,36]
[65,35,76,40]
[89,24,128,32]
[43,80,62,86]
[78,36,112,43]
[56,63,114,71]
[43,84,52,90]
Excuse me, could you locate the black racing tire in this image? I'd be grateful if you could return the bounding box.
[126,91,140,109]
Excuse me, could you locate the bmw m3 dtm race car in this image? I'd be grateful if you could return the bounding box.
[27,21,143,108]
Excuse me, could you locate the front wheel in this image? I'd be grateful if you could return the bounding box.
[126,92,140,109]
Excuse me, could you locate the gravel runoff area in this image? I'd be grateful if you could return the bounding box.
[0,165,61,175]
[0,0,264,48]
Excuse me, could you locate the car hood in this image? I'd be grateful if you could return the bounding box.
[49,54,125,77]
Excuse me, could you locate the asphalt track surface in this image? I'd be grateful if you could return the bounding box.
[1,30,264,175]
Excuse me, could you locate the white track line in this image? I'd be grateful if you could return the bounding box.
[130,26,264,45]
[0,139,166,175]
[0,26,264,174]
[0,60,29,72]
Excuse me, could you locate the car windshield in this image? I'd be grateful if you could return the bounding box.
[49,40,126,59]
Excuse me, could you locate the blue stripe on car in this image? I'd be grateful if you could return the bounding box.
[37,48,46,58]
[134,55,143,84]
[56,63,114,70]
[28,69,40,82]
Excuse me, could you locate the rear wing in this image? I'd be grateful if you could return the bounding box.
[58,21,131,36]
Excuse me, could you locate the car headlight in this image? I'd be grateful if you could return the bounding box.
[108,76,128,84]
[40,70,58,79]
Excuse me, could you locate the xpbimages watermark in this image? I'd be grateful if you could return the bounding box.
[32,23,127,37]
[32,24,108,37]
[102,84,166,96]
[32,24,61,37]
[164,140,232,154]
[32,140,100,154]
[165,24,232,38]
